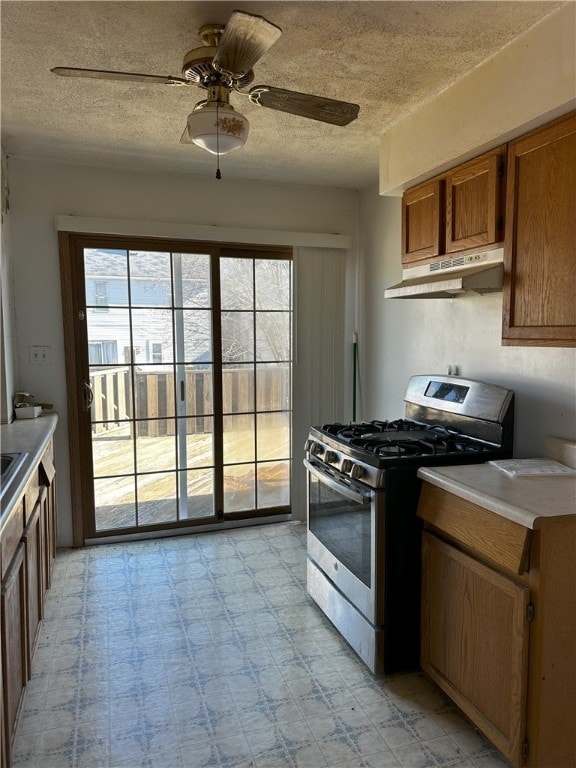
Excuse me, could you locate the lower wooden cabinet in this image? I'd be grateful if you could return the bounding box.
[1,544,27,760]
[418,482,576,768]
[1,442,56,768]
[421,531,530,764]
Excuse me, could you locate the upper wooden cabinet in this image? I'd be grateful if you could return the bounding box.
[502,111,576,347]
[445,150,505,253]
[402,147,505,266]
[402,179,443,264]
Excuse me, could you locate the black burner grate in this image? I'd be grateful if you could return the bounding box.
[318,419,491,459]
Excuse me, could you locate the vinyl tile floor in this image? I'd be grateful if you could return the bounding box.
[12,521,512,768]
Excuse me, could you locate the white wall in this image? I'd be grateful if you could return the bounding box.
[7,157,359,546]
[358,185,576,457]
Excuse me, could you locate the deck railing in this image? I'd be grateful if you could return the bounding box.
[90,366,289,436]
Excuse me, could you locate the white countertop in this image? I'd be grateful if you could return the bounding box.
[417,436,576,530]
[1,413,59,523]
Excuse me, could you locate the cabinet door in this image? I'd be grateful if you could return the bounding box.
[421,532,530,766]
[502,112,576,346]
[402,179,443,264]
[445,150,504,253]
[23,498,44,675]
[1,543,27,756]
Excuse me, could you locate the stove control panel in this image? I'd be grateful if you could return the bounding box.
[305,439,384,489]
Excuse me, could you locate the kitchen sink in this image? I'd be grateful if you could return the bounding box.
[1,452,29,501]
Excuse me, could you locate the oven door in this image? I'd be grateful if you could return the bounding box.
[305,458,384,626]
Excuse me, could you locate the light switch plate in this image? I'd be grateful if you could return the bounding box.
[29,345,51,365]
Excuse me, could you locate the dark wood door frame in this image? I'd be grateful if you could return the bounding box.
[59,230,292,546]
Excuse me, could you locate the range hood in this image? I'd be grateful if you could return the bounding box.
[384,248,504,299]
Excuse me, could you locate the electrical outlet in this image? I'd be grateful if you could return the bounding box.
[30,345,51,365]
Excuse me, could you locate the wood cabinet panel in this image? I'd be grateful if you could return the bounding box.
[402,179,443,263]
[421,531,530,764]
[418,483,531,575]
[445,149,504,253]
[503,111,576,345]
[1,544,27,757]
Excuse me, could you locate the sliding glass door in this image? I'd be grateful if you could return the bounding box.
[60,233,292,542]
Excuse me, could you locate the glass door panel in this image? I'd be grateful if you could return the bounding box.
[79,242,291,538]
[220,256,292,517]
[257,412,290,459]
[255,259,291,310]
[223,414,256,464]
[258,461,290,507]
[179,469,214,519]
[180,417,214,468]
[94,476,136,532]
[224,465,255,513]
[222,364,254,413]
[85,247,217,533]
[137,472,178,525]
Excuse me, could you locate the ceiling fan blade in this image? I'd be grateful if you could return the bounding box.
[180,125,192,144]
[249,86,360,126]
[51,67,190,86]
[213,11,281,80]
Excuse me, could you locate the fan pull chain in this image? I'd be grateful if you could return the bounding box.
[215,101,221,180]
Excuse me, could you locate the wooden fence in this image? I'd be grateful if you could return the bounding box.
[90,366,290,436]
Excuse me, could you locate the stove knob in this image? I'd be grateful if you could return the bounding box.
[324,450,338,465]
[310,441,324,457]
[341,459,353,475]
[350,464,365,480]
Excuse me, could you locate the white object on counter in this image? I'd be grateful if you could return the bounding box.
[488,458,576,477]
[15,405,42,419]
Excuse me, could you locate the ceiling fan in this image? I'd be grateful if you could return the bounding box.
[51,10,360,173]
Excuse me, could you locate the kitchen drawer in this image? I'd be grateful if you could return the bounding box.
[418,483,531,575]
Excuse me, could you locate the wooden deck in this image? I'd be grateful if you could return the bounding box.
[91,423,290,531]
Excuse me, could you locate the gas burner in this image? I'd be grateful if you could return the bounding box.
[373,439,435,457]
[326,419,432,443]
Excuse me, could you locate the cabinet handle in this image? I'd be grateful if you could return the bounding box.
[83,381,94,412]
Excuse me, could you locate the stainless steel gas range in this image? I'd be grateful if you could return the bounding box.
[304,374,514,674]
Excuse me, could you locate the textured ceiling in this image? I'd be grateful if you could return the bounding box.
[0,1,564,190]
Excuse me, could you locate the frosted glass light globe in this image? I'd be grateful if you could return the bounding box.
[187,103,249,155]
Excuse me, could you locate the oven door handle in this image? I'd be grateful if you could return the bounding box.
[304,458,373,504]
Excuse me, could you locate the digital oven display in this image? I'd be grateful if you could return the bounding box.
[425,380,470,404]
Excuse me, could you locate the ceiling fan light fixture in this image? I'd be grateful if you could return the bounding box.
[187,101,249,155]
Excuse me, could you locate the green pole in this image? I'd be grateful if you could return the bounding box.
[352,332,357,421]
